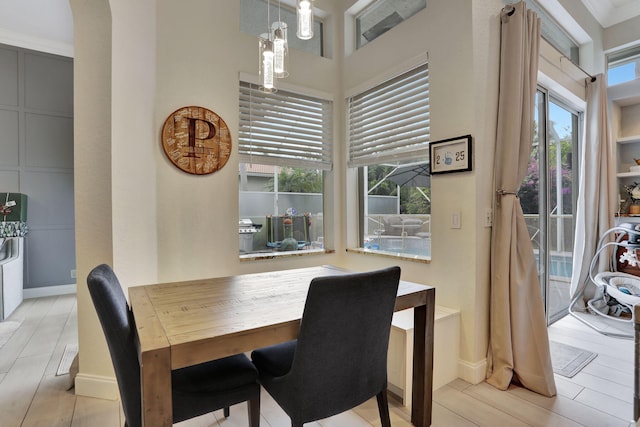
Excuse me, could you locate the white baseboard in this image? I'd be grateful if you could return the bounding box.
[74,373,119,401]
[23,284,76,299]
[458,358,488,385]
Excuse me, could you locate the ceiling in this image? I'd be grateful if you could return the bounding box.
[0,0,73,56]
[0,0,638,58]
[580,0,640,28]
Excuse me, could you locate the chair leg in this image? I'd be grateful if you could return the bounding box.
[376,389,392,427]
[248,395,261,427]
[224,407,230,418]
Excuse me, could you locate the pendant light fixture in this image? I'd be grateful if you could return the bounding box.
[271,1,289,79]
[272,0,289,78]
[272,23,288,77]
[258,0,307,92]
[259,0,275,92]
[296,0,314,40]
[259,34,275,92]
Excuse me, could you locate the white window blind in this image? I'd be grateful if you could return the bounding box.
[239,81,333,170]
[348,63,430,167]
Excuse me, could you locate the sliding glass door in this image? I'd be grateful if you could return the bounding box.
[520,88,579,325]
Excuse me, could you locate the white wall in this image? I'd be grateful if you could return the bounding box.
[153,0,342,283]
[341,0,497,377]
[604,15,640,53]
[73,0,160,400]
[111,0,158,288]
[555,0,604,73]
[469,0,502,375]
[70,0,115,398]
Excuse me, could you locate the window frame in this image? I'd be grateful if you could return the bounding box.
[347,62,431,261]
[523,0,580,64]
[606,45,640,87]
[354,0,427,50]
[238,77,333,259]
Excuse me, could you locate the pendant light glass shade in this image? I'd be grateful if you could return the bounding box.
[259,34,275,92]
[272,21,289,78]
[296,0,314,40]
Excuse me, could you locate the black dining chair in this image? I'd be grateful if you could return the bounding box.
[87,264,261,427]
[251,266,401,427]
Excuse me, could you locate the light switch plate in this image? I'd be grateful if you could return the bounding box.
[451,211,461,229]
[484,208,493,227]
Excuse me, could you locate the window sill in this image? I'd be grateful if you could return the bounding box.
[346,248,431,264]
[240,248,335,262]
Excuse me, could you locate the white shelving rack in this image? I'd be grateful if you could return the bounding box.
[611,78,640,219]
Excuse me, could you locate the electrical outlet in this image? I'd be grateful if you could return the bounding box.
[484,208,493,227]
[70,269,76,279]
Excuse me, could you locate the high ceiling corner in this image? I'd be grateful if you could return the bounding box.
[580,0,640,28]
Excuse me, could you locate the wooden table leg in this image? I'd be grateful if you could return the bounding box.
[411,289,435,426]
[140,346,172,427]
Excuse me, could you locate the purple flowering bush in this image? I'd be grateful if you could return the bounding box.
[518,150,573,215]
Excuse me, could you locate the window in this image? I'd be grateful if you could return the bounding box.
[522,0,580,63]
[240,0,324,57]
[355,0,426,49]
[521,88,579,324]
[607,45,640,86]
[348,63,431,260]
[238,81,332,256]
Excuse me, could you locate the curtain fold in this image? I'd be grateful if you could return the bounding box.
[569,75,616,307]
[486,1,556,397]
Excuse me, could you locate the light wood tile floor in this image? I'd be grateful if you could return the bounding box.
[0,294,635,426]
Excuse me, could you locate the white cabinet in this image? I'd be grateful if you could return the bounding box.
[0,237,24,320]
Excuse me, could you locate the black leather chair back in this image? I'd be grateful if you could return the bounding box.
[87,264,142,427]
[279,266,401,423]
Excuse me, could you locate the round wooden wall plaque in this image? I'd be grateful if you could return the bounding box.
[161,106,232,175]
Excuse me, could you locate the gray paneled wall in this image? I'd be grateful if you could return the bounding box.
[0,43,75,290]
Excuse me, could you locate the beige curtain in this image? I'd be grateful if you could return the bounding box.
[569,75,615,307]
[486,1,556,397]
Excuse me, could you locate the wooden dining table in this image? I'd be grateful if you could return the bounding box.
[128,265,435,426]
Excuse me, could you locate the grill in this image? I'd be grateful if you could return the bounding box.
[239,219,262,253]
[239,219,261,234]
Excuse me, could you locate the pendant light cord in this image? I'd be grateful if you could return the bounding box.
[267,0,271,33]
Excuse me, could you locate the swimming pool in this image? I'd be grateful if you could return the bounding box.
[534,253,572,278]
[364,235,431,257]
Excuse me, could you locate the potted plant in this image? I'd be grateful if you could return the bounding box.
[625,182,640,214]
[280,216,298,251]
